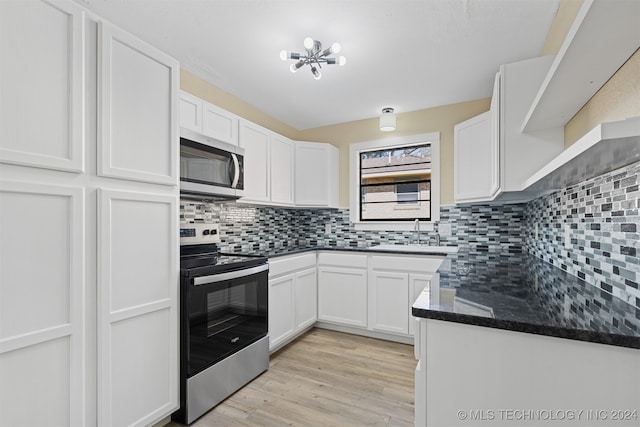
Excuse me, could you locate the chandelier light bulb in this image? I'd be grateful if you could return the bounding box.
[280,50,288,61]
[311,66,322,80]
[331,42,341,54]
[338,56,347,66]
[289,63,299,73]
[303,37,314,50]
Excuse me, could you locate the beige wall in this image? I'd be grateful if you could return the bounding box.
[564,48,640,146]
[296,99,490,207]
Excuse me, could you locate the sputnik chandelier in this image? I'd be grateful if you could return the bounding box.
[280,37,346,80]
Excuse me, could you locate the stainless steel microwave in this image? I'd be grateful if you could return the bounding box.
[179,127,244,200]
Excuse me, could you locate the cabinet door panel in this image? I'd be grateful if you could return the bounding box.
[202,102,238,146]
[295,143,328,206]
[0,180,84,426]
[295,268,317,330]
[318,267,367,327]
[270,135,294,205]
[99,22,178,185]
[268,274,295,350]
[179,91,202,133]
[0,0,84,172]
[238,121,270,202]
[98,189,178,426]
[454,111,498,202]
[370,272,409,335]
[409,274,432,335]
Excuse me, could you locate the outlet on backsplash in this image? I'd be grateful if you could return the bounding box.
[439,222,452,237]
[325,223,332,234]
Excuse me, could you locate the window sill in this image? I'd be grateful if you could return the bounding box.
[353,221,435,232]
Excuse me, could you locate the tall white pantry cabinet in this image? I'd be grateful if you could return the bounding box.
[0,1,179,426]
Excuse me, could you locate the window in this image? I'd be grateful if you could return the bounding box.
[359,144,431,221]
[350,133,440,230]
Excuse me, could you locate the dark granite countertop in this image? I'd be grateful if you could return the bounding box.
[260,245,455,258]
[412,254,640,349]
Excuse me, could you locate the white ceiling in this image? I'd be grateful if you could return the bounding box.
[75,0,560,130]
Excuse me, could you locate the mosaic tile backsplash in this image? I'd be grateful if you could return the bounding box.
[523,160,640,310]
[181,158,640,314]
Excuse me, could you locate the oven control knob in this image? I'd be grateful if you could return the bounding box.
[202,229,210,236]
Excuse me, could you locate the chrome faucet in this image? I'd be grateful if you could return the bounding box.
[413,219,420,245]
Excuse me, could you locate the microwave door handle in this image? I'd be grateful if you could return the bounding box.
[231,154,240,188]
[228,157,235,186]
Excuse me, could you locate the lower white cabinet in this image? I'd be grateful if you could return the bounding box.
[317,252,369,328]
[369,272,410,334]
[268,253,317,351]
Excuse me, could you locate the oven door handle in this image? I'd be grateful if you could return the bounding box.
[193,264,268,285]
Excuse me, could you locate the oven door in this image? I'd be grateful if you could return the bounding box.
[185,264,268,377]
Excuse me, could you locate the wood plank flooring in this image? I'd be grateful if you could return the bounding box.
[170,328,415,427]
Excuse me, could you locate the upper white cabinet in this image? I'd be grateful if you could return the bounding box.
[498,56,564,194]
[0,0,84,173]
[270,134,295,205]
[522,0,640,132]
[454,111,498,203]
[178,91,239,146]
[295,141,340,208]
[238,119,295,206]
[99,21,179,186]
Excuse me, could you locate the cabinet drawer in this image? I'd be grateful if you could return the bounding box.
[371,255,444,273]
[269,252,316,277]
[318,251,367,268]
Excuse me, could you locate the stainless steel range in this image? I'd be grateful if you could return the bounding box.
[173,223,269,425]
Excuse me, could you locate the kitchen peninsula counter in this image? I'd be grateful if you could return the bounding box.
[412,254,640,349]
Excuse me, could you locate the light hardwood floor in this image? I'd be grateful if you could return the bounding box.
[170,328,416,427]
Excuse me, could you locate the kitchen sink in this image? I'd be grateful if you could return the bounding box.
[369,244,459,254]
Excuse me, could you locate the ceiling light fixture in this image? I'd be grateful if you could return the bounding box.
[379,108,396,132]
[280,37,346,80]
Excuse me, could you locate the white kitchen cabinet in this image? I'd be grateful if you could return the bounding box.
[369,255,443,338]
[294,141,340,207]
[0,181,85,427]
[295,268,318,330]
[97,189,178,427]
[453,57,564,204]
[454,111,498,203]
[270,134,295,205]
[369,272,410,334]
[268,253,317,351]
[178,91,202,133]
[498,56,564,193]
[268,273,296,351]
[238,119,295,206]
[179,91,239,146]
[0,0,84,173]
[0,3,179,426]
[317,252,368,328]
[98,21,178,186]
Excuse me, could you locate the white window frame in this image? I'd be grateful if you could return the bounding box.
[349,132,440,231]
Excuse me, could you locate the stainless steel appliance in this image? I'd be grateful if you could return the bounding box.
[173,224,268,425]
[179,127,244,200]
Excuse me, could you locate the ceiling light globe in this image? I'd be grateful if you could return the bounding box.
[303,37,314,50]
[331,42,341,54]
[338,56,347,66]
[280,50,288,61]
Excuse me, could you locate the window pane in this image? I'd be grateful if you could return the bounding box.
[359,143,431,221]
